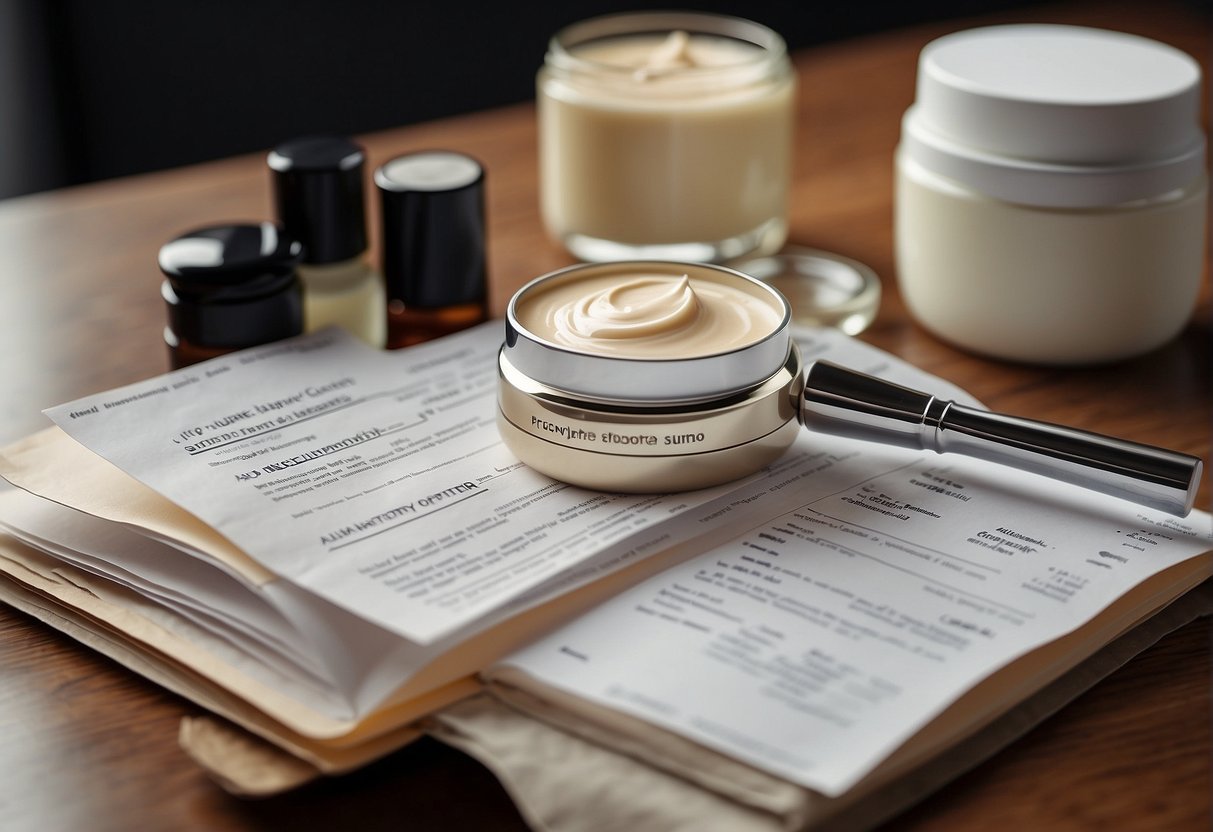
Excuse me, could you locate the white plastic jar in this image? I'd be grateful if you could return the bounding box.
[895,25,1207,365]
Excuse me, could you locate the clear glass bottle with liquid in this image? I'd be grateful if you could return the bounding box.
[269,135,387,347]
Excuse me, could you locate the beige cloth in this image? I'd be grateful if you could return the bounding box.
[179,717,321,797]
[430,694,788,832]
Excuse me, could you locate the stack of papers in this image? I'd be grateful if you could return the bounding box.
[0,324,1207,818]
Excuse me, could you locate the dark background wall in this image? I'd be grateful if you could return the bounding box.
[0,0,1092,199]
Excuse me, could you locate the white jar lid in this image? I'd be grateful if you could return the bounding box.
[902,24,1207,206]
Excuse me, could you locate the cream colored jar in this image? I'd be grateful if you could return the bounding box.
[895,25,1208,365]
[538,12,795,263]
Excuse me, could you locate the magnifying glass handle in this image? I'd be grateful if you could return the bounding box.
[799,360,1202,517]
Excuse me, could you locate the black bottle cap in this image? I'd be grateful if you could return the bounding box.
[268,135,368,265]
[375,150,486,308]
[159,222,304,348]
[159,222,303,284]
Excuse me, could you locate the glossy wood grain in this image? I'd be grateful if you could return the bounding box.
[0,1,1208,829]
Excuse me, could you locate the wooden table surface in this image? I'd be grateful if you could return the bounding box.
[1,1,1209,829]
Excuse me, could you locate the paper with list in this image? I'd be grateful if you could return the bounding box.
[45,323,948,646]
[45,326,697,644]
[497,442,1213,796]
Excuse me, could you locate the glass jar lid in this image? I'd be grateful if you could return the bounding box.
[734,247,881,336]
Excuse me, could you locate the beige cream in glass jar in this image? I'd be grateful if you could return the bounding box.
[538,12,795,263]
[896,25,1208,365]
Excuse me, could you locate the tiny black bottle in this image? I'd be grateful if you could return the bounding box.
[374,150,489,348]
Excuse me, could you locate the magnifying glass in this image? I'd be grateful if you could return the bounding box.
[498,261,1201,517]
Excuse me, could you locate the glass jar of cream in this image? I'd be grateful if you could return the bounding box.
[895,24,1207,365]
[538,11,795,263]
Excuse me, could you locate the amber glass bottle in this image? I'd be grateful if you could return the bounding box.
[374,150,489,349]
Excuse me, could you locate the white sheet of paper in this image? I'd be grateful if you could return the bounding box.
[497,449,1213,796]
[46,324,963,647]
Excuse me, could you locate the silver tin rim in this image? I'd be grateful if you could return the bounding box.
[504,261,793,403]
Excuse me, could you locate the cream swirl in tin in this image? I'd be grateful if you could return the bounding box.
[497,260,801,492]
[516,271,784,358]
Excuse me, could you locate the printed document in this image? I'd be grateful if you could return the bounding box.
[497,440,1212,796]
[45,325,960,646]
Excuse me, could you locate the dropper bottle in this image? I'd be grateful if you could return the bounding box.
[268,135,387,347]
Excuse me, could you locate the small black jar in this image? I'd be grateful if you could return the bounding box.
[159,222,304,368]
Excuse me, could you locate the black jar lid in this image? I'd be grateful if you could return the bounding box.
[268,135,368,265]
[159,222,304,349]
[159,222,303,287]
[375,150,486,308]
